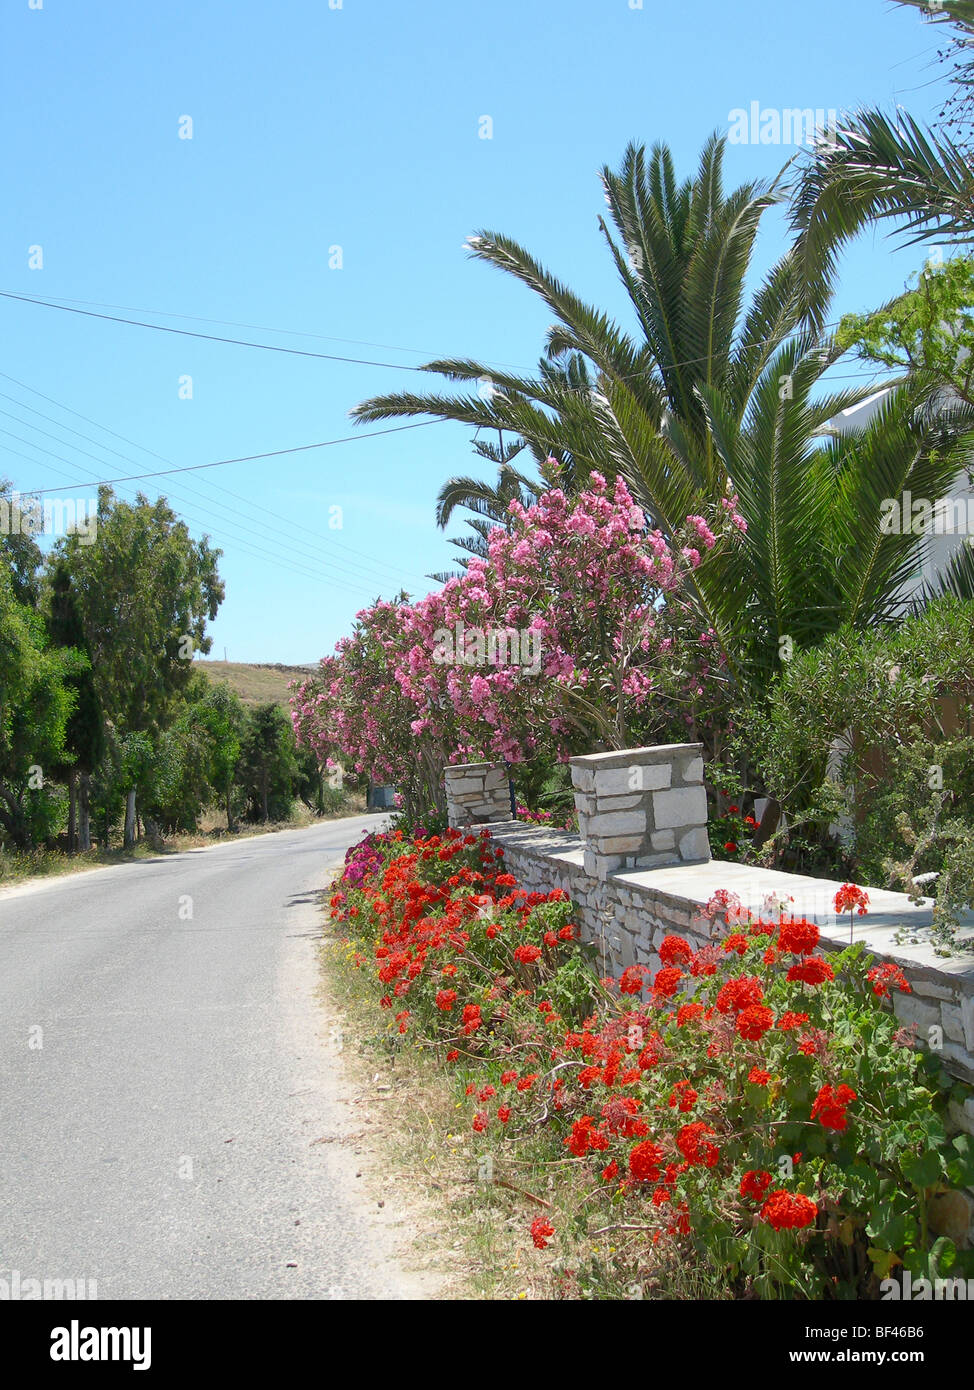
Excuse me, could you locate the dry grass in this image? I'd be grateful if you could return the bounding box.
[194,659,315,707]
[318,917,560,1300]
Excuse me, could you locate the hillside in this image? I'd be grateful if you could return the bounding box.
[194,660,316,709]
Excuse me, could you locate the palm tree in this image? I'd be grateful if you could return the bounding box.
[355,136,974,698]
[428,448,540,582]
[791,1,974,330]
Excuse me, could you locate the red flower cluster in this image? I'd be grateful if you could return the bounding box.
[810,1083,857,1132]
[786,956,834,987]
[866,963,911,998]
[531,1217,555,1249]
[740,1169,773,1201]
[777,918,820,955]
[835,883,870,916]
[760,1190,818,1231]
[715,975,764,1015]
[629,1140,664,1183]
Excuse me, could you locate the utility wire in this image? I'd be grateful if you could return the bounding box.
[0,369,433,587]
[15,418,446,496]
[0,389,431,590]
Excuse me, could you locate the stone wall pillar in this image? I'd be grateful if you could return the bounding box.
[569,743,710,880]
[443,761,513,829]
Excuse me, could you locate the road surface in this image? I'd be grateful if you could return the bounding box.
[0,814,425,1300]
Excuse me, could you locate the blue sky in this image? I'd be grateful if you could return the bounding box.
[0,0,955,663]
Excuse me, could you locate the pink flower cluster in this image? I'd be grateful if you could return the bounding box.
[292,475,741,777]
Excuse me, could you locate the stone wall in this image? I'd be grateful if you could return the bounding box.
[489,818,973,1094]
[444,761,513,829]
[570,743,709,879]
[436,740,974,1239]
[469,738,974,1143]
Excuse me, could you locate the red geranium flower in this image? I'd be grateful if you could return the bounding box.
[652,966,683,998]
[866,963,911,998]
[786,956,834,987]
[777,917,820,955]
[760,1190,818,1231]
[715,975,763,1014]
[628,1140,664,1183]
[658,935,693,967]
[811,1082,857,1131]
[736,1003,775,1041]
[740,1169,773,1201]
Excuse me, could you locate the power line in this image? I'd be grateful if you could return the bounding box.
[0,388,432,590]
[0,284,914,384]
[0,370,433,587]
[0,290,455,372]
[16,418,446,496]
[0,432,385,601]
[0,291,529,368]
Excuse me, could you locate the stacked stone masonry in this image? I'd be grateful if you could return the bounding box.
[444,761,513,829]
[483,820,974,1146]
[570,743,710,879]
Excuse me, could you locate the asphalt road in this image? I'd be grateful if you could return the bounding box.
[0,813,422,1301]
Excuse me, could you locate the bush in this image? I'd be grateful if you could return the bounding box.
[740,598,974,938]
[329,828,974,1299]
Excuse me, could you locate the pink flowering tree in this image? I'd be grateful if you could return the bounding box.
[423,472,740,762]
[293,476,743,815]
[291,596,458,820]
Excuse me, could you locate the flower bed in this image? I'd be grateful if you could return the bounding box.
[328,826,974,1299]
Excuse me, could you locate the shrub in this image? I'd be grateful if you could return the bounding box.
[329,828,974,1299]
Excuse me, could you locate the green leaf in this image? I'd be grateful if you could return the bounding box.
[900,1149,944,1189]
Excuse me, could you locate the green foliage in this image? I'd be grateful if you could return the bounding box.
[237,702,299,823]
[0,560,87,848]
[355,139,972,708]
[837,255,974,405]
[56,487,224,737]
[741,597,974,935]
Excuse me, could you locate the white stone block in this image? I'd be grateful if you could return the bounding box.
[942,1004,965,1044]
[595,764,670,797]
[895,994,947,1033]
[596,793,644,812]
[652,785,708,830]
[679,827,711,862]
[594,834,645,853]
[680,755,704,783]
[587,810,647,836]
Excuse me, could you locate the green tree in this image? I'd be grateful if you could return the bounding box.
[792,1,974,331]
[56,488,224,845]
[836,256,974,404]
[0,479,42,608]
[195,682,245,830]
[237,702,298,823]
[0,561,85,848]
[44,559,105,851]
